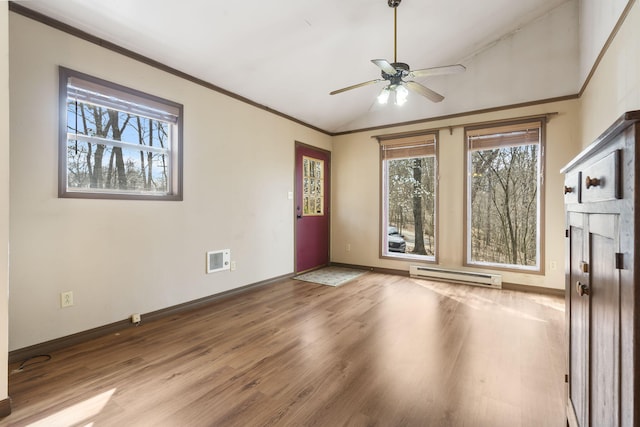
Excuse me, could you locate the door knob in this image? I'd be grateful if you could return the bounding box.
[576,281,590,296]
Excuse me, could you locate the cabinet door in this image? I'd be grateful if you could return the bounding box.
[588,213,620,427]
[568,213,588,426]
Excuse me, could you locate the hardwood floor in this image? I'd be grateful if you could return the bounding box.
[3,273,565,426]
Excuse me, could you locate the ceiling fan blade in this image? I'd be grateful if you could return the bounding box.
[405,81,445,103]
[330,79,382,95]
[410,64,466,78]
[371,59,397,75]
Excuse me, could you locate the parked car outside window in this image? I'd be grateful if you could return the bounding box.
[388,226,407,253]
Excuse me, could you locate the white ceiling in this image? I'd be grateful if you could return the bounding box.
[14,0,579,134]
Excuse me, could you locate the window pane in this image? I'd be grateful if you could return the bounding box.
[302,156,324,216]
[60,67,183,200]
[66,102,171,194]
[467,123,542,270]
[381,133,437,261]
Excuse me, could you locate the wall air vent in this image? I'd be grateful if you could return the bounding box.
[207,249,231,273]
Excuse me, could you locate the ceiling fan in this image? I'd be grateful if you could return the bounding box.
[329,0,466,105]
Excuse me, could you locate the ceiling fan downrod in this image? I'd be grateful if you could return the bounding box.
[388,0,401,63]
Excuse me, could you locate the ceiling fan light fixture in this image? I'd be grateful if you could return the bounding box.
[377,84,408,106]
[377,86,391,104]
[395,85,409,106]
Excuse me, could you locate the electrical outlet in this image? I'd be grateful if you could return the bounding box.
[346,243,351,252]
[131,313,141,324]
[230,261,236,271]
[550,261,557,270]
[60,291,74,308]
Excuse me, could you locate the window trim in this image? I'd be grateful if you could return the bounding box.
[58,66,184,201]
[463,117,546,274]
[378,130,439,263]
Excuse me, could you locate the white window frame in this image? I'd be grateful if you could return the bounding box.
[464,119,545,273]
[379,132,438,262]
[59,67,183,200]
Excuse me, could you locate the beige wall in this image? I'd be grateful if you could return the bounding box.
[579,0,629,84]
[580,0,640,144]
[332,99,580,290]
[1,1,10,403]
[8,13,331,351]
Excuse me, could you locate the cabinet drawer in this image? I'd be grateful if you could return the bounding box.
[564,170,581,204]
[581,150,621,203]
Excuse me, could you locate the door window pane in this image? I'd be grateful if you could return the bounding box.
[302,156,324,216]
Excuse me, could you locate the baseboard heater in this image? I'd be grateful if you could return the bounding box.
[409,265,502,289]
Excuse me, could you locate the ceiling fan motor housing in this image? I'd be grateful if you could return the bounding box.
[388,0,401,8]
[381,62,410,85]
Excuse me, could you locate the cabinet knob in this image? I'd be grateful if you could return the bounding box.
[576,281,590,297]
[585,176,601,189]
[564,186,574,194]
[580,262,589,273]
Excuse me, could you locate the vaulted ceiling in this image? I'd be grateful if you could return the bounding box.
[13,0,579,134]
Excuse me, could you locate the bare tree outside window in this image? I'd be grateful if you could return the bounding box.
[66,103,169,192]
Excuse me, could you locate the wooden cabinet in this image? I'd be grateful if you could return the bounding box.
[561,111,640,427]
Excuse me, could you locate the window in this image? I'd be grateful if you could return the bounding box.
[302,156,324,216]
[465,119,544,271]
[59,67,183,200]
[380,132,438,260]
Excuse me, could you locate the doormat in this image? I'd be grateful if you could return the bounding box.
[294,266,367,287]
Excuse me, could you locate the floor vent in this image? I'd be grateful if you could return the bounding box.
[410,265,502,289]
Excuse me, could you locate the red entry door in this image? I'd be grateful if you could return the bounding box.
[295,143,330,273]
